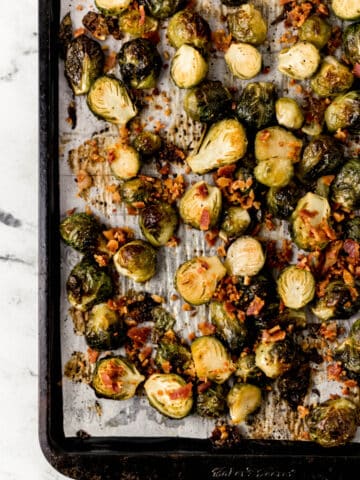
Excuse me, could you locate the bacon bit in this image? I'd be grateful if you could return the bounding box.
[200,208,211,231]
[334,129,349,142]
[188,332,196,341]
[211,30,232,52]
[171,294,179,301]
[76,4,84,10]
[320,322,338,342]
[139,346,152,363]
[107,239,119,253]
[85,205,93,216]
[262,325,286,343]
[197,381,212,394]
[217,245,226,258]
[66,207,76,216]
[198,322,216,336]
[322,240,343,274]
[353,64,360,78]
[74,27,86,37]
[344,379,358,388]
[343,269,354,286]
[104,51,117,73]
[218,165,236,177]
[87,348,99,364]
[197,182,209,199]
[138,4,146,25]
[76,169,93,193]
[333,211,345,223]
[182,303,195,312]
[259,129,270,142]
[127,326,152,345]
[168,383,192,401]
[322,175,335,187]
[246,296,265,316]
[151,294,164,304]
[265,213,276,231]
[166,236,180,247]
[94,254,108,267]
[327,362,343,381]
[297,405,310,419]
[237,310,246,322]
[205,229,219,247]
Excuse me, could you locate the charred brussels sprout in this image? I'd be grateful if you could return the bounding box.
[296,135,344,183]
[152,306,175,341]
[336,319,360,374]
[65,35,104,95]
[60,212,101,253]
[133,131,162,156]
[113,240,157,282]
[277,265,315,309]
[219,207,251,242]
[225,43,262,80]
[179,181,222,231]
[66,257,113,311]
[170,44,208,89]
[311,57,354,98]
[118,10,158,37]
[141,0,184,19]
[191,336,234,384]
[236,82,276,130]
[87,76,137,125]
[108,143,141,180]
[139,202,178,246]
[167,9,211,51]
[92,356,145,400]
[255,337,296,379]
[278,42,320,80]
[82,11,109,41]
[331,159,360,210]
[95,0,131,15]
[196,384,227,418]
[324,91,360,133]
[144,373,193,418]
[275,98,304,130]
[298,15,331,49]
[59,13,73,60]
[331,0,360,21]
[227,383,262,424]
[184,81,232,124]
[118,38,162,90]
[235,354,267,386]
[254,157,294,188]
[278,362,311,409]
[210,301,247,352]
[155,334,194,374]
[227,4,267,45]
[175,256,226,305]
[187,119,248,174]
[343,216,360,241]
[311,281,360,321]
[266,182,303,219]
[307,397,358,447]
[344,23,360,65]
[85,303,125,350]
[120,176,156,206]
[225,237,265,277]
[255,126,303,164]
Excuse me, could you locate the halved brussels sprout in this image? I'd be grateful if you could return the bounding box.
[331,0,360,21]
[113,240,157,282]
[175,256,226,305]
[343,216,360,241]
[170,44,208,89]
[183,81,232,124]
[225,236,265,277]
[225,43,262,80]
[141,0,184,19]
[152,306,175,340]
[344,22,360,65]
[254,127,303,164]
[108,143,141,180]
[311,281,360,321]
[167,9,211,51]
[307,397,358,447]
[235,354,266,385]
[236,82,276,130]
[133,131,162,156]
[254,157,294,188]
[255,337,295,379]
[277,265,315,309]
[66,257,113,311]
[118,10,158,37]
[331,159,360,210]
[227,383,262,424]
[139,202,178,246]
[187,118,248,174]
[311,57,354,98]
[266,182,303,219]
[337,336,360,375]
[191,336,234,384]
[60,212,101,253]
[298,15,331,49]
[95,0,131,15]
[227,4,267,45]
[324,91,360,133]
[85,302,125,350]
[219,206,251,242]
[144,373,193,418]
[65,35,104,96]
[275,98,304,130]
[179,181,222,231]
[82,12,109,41]
[196,384,227,418]
[291,192,332,251]
[87,76,137,125]
[210,301,247,351]
[278,42,320,80]
[92,356,145,400]
[120,176,156,206]
[296,135,344,183]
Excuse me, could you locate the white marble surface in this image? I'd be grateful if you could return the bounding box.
[0,2,67,479]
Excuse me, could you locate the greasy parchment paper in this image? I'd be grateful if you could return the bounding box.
[59,0,360,440]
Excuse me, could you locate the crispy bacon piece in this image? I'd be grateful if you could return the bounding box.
[246,296,265,316]
[198,322,216,336]
[168,383,192,400]
[127,326,152,345]
[200,208,211,231]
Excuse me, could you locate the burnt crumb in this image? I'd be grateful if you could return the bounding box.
[76,429,91,439]
[67,100,77,129]
[106,16,123,40]
[210,422,242,448]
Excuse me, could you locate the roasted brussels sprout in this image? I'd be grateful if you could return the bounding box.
[155,334,194,374]
[167,9,211,51]
[113,240,157,283]
[85,302,125,350]
[324,91,360,133]
[254,127,303,164]
[133,131,162,156]
[298,15,331,49]
[266,182,303,219]
[210,301,247,352]
[227,4,267,45]
[236,82,276,130]
[95,0,131,15]
[191,336,234,384]
[278,362,311,409]
[152,306,175,341]
[59,13,73,59]
[311,281,360,321]
[144,373,193,418]
[60,212,101,253]
[277,265,315,309]
[65,35,104,95]
[225,43,262,80]
[183,81,232,124]
[87,76,137,125]
[344,23,360,65]
[343,216,360,241]
[278,42,320,80]
[275,98,304,130]
[331,159,360,210]
[82,11,109,41]
[196,384,227,418]
[311,57,354,98]
[108,142,141,180]
[66,257,113,311]
[331,0,360,21]
[139,202,178,246]
[120,176,156,206]
[291,192,332,251]
[225,236,265,277]
[170,44,208,89]
[254,157,294,188]
[235,354,267,386]
[187,118,248,174]
[118,38,162,90]
[219,206,251,242]
[175,256,226,305]
[227,383,262,424]
[118,9,158,37]
[141,0,184,19]
[255,337,295,379]
[307,397,358,447]
[92,356,145,400]
[296,135,344,183]
[179,181,222,231]
[336,319,360,374]
[351,319,360,349]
